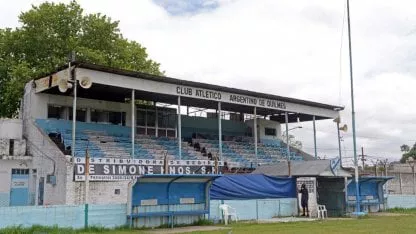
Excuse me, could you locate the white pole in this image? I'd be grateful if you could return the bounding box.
[337,121,342,166]
[285,112,291,177]
[71,66,77,161]
[254,107,258,166]
[85,152,89,204]
[131,90,135,158]
[34,173,39,206]
[178,96,182,160]
[313,115,317,159]
[218,102,222,161]
[346,0,360,214]
[285,112,290,159]
[155,103,158,138]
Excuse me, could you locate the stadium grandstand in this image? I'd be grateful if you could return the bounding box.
[1,61,343,206]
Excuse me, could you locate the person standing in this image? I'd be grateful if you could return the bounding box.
[300,183,309,216]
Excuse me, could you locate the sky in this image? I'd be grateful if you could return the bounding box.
[1,0,416,165]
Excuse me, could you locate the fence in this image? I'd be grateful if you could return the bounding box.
[0,204,126,229]
[210,198,297,221]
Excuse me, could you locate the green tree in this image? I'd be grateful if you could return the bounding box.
[0,1,162,117]
[400,144,416,163]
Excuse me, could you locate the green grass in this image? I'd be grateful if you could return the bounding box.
[2,212,416,234]
[385,207,416,213]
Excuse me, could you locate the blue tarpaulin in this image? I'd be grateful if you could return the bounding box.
[210,174,296,200]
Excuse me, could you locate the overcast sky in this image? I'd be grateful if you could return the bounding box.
[2,0,416,164]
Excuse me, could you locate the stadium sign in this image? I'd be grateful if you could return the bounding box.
[176,86,287,110]
[73,157,224,181]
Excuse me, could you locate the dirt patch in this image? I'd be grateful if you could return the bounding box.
[143,226,231,234]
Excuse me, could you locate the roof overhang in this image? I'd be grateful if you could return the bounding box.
[32,62,344,123]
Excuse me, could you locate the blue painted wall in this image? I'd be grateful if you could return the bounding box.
[0,204,126,229]
[10,174,29,206]
[210,198,297,221]
[0,193,10,207]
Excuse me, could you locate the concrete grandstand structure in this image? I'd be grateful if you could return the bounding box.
[0,61,344,206]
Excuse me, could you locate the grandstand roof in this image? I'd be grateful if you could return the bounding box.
[33,61,343,122]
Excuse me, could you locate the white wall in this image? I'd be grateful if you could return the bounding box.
[0,119,23,139]
[65,178,129,205]
[245,118,282,141]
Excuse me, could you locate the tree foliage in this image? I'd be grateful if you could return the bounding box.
[400,144,416,163]
[0,1,162,117]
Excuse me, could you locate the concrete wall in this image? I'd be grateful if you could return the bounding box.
[24,81,132,126]
[66,179,130,205]
[0,119,23,140]
[0,204,126,228]
[210,198,297,221]
[22,82,69,205]
[386,195,416,209]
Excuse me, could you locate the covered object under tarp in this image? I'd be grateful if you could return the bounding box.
[210,174,297,200]
[253,160,352,217]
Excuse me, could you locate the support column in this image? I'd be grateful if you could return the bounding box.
[178,96,182,160]
[34,173,39,206]
[254,107,258,166]
[131,90,135,158]
[337,121,342,166]
[86,108,91,123]
[285,112,290,159]
[71,66,77,160]
[313,115,317,159]
[285,112,291,177]
[218,102,222,161]
[155,103,158,138]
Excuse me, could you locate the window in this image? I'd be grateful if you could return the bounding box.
[90,110,101,123]
[137,110,146,126]
[69,108,86,122]
[265,128,276,136]
[9,139,14,156]
[207,112,218,119]
[229,113,240,121]
[47,106,65,119]
[109,112,125,126]
[11,169,29,175]
[115,189,120,195]
[147,111,156,127]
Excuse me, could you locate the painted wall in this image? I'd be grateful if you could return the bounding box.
[22,84,69,205]
[386,195,416,209]
[0,119,23,140]
[66,179,130,205]
[0,204,126,229]
[210,198,297,221]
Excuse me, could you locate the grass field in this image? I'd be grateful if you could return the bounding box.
[2,209,416,234]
